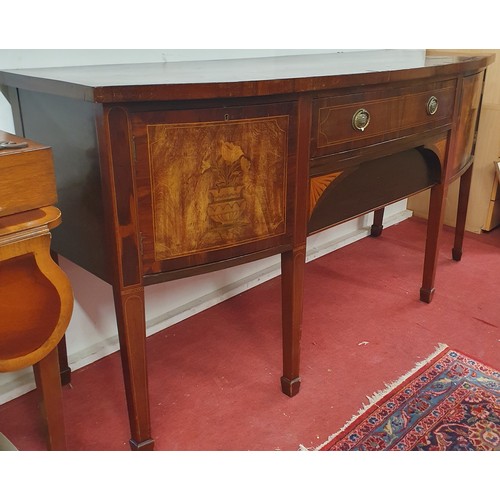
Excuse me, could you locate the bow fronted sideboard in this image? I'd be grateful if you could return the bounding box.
[1,50,493,450]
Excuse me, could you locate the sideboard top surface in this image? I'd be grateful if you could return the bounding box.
[0,50,494,103]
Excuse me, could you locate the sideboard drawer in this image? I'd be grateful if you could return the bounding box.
[311,80,457,156]
[130,101,297,276]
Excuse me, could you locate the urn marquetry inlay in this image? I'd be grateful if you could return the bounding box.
[147,116,289,260]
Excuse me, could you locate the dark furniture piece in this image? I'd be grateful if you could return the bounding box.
[0,50,493,450]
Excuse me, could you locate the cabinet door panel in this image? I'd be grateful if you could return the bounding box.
[131,102,297,275]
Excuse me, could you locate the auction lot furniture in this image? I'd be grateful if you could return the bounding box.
[0,50,493,450]
[0,131,73,450]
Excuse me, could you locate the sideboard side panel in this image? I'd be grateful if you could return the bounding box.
[16,89,109,282]
[449,71,485,178]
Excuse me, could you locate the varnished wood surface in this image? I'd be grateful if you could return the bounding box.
[0,131,73,450]
[312,79,456,155]
[0,131,57,217]
[0,207,73,372]
[1,52,494,451]
[0,51,494,103]
[308,148,441,234]
[149,118,288,257]
[448,72,484,181]
[132,102,297,275]
[0,206,62,236]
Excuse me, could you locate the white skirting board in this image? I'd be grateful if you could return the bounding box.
[0,205,412,405]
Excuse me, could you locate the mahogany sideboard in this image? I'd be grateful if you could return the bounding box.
[0,50,494,450]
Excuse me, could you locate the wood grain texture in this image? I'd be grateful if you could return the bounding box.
[0,229,72,451]
[0,51,494,103]
[2,52,494,451]
[308,149,441,234]
[148,116,288,260]
[33,348,67,450]
[0,212,73,372]
[112,285,153,451]
[0,133,73,452]
[449,72,484,179]
[309,172,342,215]
[411,50,500,233]
[131,101,297,277]
[0,131,56,217]
[107,107,142,287]
[313,80,456,155]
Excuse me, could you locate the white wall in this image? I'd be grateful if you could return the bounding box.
[0,49,414,403]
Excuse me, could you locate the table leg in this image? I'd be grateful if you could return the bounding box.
[50,251,72,385]
[452,165,474,262]
[370,207,385,237]
[113,285,154,450]
[280,246,306,397]
[57,336,72,386]
[420,182,448,303]
[33,348,67,451]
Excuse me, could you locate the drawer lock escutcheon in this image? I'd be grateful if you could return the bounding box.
[426,96,439,116]
[352,108,370,132]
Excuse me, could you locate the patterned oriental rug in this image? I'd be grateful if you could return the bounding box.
[317,346,500,451]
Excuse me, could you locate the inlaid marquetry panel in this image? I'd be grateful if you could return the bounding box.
[309,172,342,215]
[147,116,289,260]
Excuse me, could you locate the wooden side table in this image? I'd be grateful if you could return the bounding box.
[0,132,73,450]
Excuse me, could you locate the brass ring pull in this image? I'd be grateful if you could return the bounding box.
[352,108,370,132]
[426,96,439,115]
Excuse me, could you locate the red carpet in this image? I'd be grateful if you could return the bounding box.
[0,216,499,451]
[317,346,500,450]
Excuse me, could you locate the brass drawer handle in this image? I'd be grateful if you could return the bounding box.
[426,96,439,115]
[352,108,370,132]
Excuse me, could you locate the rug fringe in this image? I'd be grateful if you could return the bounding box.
[299,343,449,451]
[366,343,449,405]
